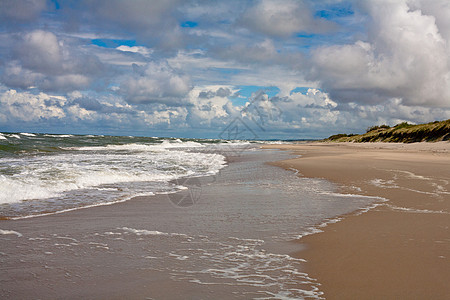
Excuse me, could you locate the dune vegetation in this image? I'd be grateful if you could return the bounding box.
[326,119,450,143]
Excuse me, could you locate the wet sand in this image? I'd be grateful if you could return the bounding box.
[1,149,343,299]
[263,142,450,299]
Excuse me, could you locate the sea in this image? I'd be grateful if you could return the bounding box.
[0,132,234,219]
[0,132,382,299]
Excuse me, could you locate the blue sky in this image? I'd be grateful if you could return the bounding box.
[0,0,449,139]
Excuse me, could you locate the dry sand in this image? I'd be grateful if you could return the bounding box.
[263,142,450,299]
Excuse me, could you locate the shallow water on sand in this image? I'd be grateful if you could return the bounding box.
[0,149,380,299]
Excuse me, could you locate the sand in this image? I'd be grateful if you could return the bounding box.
[0,149,328,299]
[263,142,450,299]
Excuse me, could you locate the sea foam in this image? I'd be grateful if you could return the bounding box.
[0,229,23,237]
[0,137,230,217]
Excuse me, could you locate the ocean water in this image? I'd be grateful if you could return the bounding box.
[0,133,384,299]
[0,132,247,218]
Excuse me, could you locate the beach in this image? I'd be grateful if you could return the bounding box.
[2,145,375,299]
[263,142,450,299]
[2,0,450,298]
[1,139,449,299]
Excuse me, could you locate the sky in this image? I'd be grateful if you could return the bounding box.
[0,0,449,139]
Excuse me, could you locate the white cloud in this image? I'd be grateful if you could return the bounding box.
[120,62,192,104]
[0,89,66,122]
[407,0,450,41]
[290,88,338,108]
[116,45,152,57]
[310,0,450,107]
[186,86,240,127]
[0,0,449,138]
[66,104,96,121]
[140,107,188,128]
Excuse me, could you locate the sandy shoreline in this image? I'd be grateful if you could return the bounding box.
[263,142,450,299]
[1,148,332,299]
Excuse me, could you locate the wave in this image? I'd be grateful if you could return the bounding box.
[0,149,225,205]
[318,191,388,201]
[19,132,36,137]
[120,227,190,238]
[0,135,260,218]
[65,141,205,152]
[0,229,23,237]
[43,134,75,138]
[159,139,205,148]
[8,192,155,220]
[385,204,449,214]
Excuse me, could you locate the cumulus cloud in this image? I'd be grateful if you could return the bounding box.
[185,86,240,129]
[261,89,339,133]
[240,0,335,37]
[0,88,139,131]
[120,62,192,105]
[309,0,450,108]
[2,30,104,92]
[407,0,450,41]
[233,88,450,138]
[0,0,449,138]
[17,30,63,74]
[1,61,44,90]
[0,89,66,122]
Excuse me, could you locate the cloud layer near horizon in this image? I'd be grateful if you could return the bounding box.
[0,0,449,138]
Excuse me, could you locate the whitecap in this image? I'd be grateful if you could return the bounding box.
[44,134,74,138]
[386,204,449,214]
[120,227,189,238]
[0,229,23,237]
[160,140,205,148]
[9,192,155,220]
[318,191,388,201]
[19,132,36,137]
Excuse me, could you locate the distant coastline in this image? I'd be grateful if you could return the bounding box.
[326,119,450,143]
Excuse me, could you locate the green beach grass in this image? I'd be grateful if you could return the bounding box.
[326,119,450,143]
